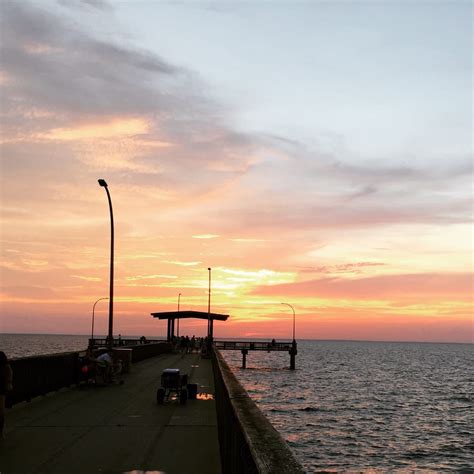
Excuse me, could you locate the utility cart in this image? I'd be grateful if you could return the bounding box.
[156,368,188,404]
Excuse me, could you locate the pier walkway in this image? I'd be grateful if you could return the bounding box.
[0,352,221,474]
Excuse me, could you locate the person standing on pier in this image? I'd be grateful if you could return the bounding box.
[0,351,13,439]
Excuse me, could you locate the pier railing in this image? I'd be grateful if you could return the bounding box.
[88,337,166,348]
[214,340,293,351]
[7,342,171,407]
[212,348,305,473]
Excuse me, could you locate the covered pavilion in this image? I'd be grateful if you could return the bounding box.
[151,310,229,341]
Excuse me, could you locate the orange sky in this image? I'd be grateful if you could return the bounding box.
[0,2,472,343]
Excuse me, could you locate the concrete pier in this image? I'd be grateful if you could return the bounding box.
[0,352,221,474]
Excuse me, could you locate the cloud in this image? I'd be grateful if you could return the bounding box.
[1,1,471,239]
[58,0,114,12]
[192,234,220,239]
[253,273,473,300]
[0,0,266,215]
[298,262,386,275]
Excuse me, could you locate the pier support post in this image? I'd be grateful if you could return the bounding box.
[241,349,248,369]
[289,341,297,370]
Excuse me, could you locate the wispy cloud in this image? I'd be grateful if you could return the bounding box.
[192,234,220,239]
[253,273,474,300]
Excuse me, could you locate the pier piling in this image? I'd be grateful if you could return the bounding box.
[241,349,248,369]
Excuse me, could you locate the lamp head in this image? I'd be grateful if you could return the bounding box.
[98,179,108,187]
[208,267,211,271]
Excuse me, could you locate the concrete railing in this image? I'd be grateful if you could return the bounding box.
[130,341,172,363]
[7,352,81,407]
[212,349,305,474]
[7,342,172,407]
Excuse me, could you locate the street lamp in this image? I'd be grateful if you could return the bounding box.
[177,292,181,337]
[281,302,297,370]
[98,179,114,349]
[281,302,296,343]
[207,267,211,339]
[91,297,108,341]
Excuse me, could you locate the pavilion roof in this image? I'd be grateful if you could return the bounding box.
[151,310,229,321]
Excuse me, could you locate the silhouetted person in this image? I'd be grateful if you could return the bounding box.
[0,351,13,439]
[96,350,113,383]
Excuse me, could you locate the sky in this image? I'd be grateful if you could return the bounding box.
[0,0,472,342]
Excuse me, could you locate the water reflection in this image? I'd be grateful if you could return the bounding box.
[221,341,473,471]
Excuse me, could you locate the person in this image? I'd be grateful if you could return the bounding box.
[80,347,97,384]
[0,351,13,439]
[96,350,113,383]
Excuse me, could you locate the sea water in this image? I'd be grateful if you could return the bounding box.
[221,340,473,472]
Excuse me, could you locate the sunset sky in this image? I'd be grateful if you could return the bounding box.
[0,0,472,342]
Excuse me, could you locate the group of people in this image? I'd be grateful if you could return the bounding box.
[173,335,207,354]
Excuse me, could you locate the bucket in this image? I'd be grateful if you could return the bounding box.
[113,348,133,373]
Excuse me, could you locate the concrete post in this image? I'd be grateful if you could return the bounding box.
[289,341,297,370]
[241,349,248,369]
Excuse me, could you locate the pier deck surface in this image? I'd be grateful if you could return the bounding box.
[0,352,221,474]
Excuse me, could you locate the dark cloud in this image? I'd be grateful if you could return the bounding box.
[0,2,182,117]
[0,1,260,206]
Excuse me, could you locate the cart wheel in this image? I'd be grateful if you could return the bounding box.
[157,388,165,405]
[180,388,187,404]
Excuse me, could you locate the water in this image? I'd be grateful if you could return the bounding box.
[0,333,91,358]
[221,340,474,472]
[2,335,472,471]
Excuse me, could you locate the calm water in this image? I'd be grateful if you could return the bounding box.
[0,333,91,358]
[2,335,472,471]
[221,340,473,472]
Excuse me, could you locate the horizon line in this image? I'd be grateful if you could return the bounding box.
[1,332,472,345]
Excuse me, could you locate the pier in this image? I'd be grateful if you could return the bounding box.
[2,344,305,474]
[1,351,221,474]
[150,310,298,370]
[214,340,298,370]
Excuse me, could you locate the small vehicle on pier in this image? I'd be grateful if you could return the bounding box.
[156,368,188,404]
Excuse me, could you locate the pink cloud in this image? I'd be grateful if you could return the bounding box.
[253,272,473,300]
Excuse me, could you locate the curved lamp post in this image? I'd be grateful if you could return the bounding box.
[207,267,212,340]
[98,179,114,349]
[91,297,108,341]
[281,302,297,370]
[177,292,181,337]
[280,302,296,342]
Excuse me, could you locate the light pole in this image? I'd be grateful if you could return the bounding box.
[280,302,296,342]
[91,297,108,341]
[177,292,181,337]
[280,302,297,370]
[98,179,114,349]
[207,267,211,340]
